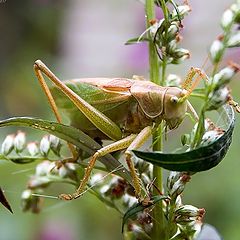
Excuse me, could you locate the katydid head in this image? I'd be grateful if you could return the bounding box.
[163,87,188,129]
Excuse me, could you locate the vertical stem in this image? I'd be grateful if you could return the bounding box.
[145,1,167,239]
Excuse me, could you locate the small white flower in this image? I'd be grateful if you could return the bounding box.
[212,67,235,87]
[21,189,32,199]
[39,135,50,156]
[172,5,191,18]
[227,32,240,47]
[166,74,181,87]
[221,9,234,29]
[35,160,52,176]
[89,173,104,186]
[123,193,138,207]
[14,131,26,152]
[100,185,110,195]
[27,142,39,156]
[1,134,15,155]
[209,40,224,63]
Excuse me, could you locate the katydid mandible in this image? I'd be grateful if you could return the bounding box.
[33,60,206,200]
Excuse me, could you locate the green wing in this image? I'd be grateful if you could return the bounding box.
[51,80,131,134]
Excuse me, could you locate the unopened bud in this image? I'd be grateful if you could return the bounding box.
[212,66,236,88]
[89,173,104,186]
[209,40,224,63]
[1,134,15,155]
[27,142,39,156]
[149,19,164,37]
[49,135,61,156]
[166,74,181,87]
[167,171,181,190]
[171,48,190,64]
[168,173,191,198]
[176,205,205,218]
[221,9,234,29]
[168,23,179,39]
[123,193,138,207]
[206,87,231,110]
[28,176,51,189]
[231,3,240,23]
[35,160,52,176]
[227,32,240,48]
[172,5,191,19]
[39,135,50,156]
[14,131,26,152]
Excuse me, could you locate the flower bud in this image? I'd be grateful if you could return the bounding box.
[89,173,104,186]
[21,189,42,213]
[209,40,224,63]
[123,193,138,207]
[39,135,50,156]
[168,23,179,40]
[27,142,39,156]
[211,66,236,88]
[206,87,231,110]
[166,74,181,87]
[1,134,15,155]
[221,9,234,29]
[171,48,190,64]
[231,3,240,23]
[168,173,191,199]
[227,32,240,48]
[149,19,164,37]
[175,205,205,218]
[14,131,26,153]
[172,5,191,19]
[167,171,181,190]
[35,160,52,176]
[28,176,51,189]
[49,135,61,156]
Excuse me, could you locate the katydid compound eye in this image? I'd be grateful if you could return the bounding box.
[170,96,179,103]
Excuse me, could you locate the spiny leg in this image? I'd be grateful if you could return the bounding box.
[59,134,137,200]
[34,62,77,159]
[34,60,122,141]
[125,126,152,198]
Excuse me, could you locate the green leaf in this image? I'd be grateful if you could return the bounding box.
[0,187,13,213]
[125,37,149,45]
[133,105,234,172]
[122,195,167,232]
[0,117,132,182]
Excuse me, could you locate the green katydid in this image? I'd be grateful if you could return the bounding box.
[33,60,206,200]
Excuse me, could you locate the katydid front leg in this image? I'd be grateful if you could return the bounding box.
[34,60,122,141]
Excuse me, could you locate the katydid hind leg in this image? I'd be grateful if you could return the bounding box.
[34,60,122,141]
[34,62,78,159]
[125,126,152,198]
[59,134,137,200]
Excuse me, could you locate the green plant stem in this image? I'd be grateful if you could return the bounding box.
[145,0,167,239]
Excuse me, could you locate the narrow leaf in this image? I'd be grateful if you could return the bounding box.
[0,117,132,182]
[125,37,149,45]
[133,105,234,172]
[0,187,13,213]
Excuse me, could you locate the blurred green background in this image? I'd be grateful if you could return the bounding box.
[0,0,240,239]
